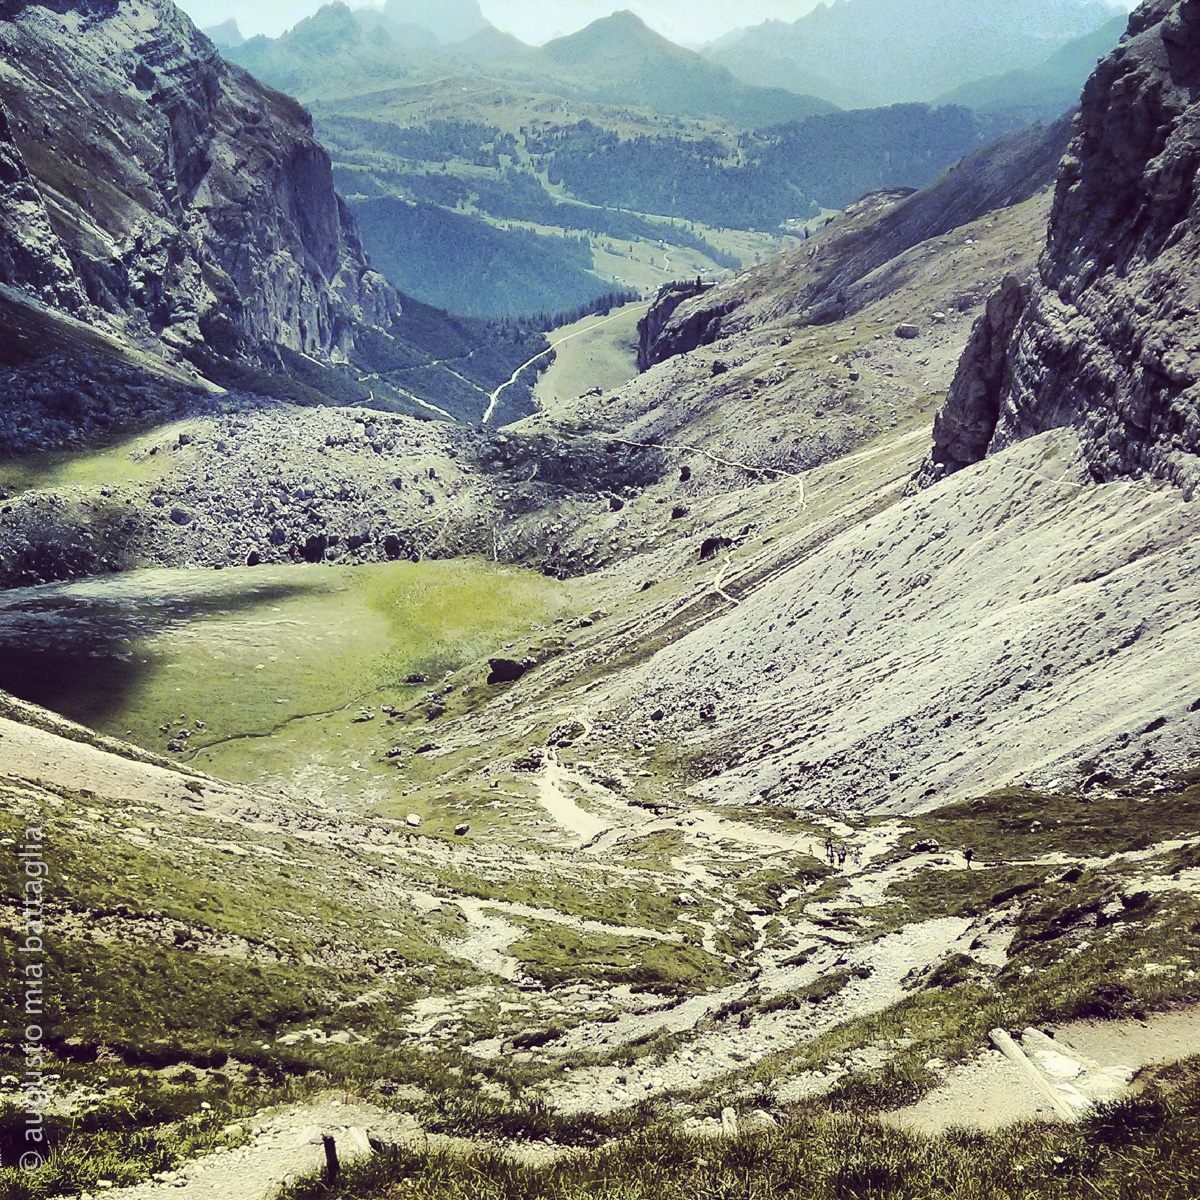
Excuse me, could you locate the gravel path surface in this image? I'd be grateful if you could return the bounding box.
[95,1096,408,1200]
[886,1008,1200,1134]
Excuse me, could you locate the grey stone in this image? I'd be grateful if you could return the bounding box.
[916,1,1200,498]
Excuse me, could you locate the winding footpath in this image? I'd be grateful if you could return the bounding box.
[482,306,650,424]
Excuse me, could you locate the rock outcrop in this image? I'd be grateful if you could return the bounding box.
[922,274,1030,472]
[636,279,716,371]
[0,0,395,367]
[0,103,87,310]
[918,1,1200,497]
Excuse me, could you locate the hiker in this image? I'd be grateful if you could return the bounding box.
[836,845,848,868]
[964,846,974,869]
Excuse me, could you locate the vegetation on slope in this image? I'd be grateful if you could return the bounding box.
[348,200,606,320]
[276,1067,1200,1200]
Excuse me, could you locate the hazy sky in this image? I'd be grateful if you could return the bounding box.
[177,0,1135,46]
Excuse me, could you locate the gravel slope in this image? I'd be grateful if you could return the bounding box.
[612,429,1200,813]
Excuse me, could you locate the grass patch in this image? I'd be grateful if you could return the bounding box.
[874,863,1049,927]
[361,559,583,682]
[903,780,1200,862]
[433,869,689,934]
[759,968,875,1016]
[0,938,332,1061]
[509,922,732,995]
[0,1053,286,1198]
[0,430,176,495]
[0,559,584,803]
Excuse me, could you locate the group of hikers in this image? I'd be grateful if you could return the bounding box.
[822,838,860,868]
[819,838,977,870]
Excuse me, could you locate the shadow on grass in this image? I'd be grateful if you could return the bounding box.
[0,579,321,730]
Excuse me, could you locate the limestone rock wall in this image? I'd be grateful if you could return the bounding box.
[0,0,395,365]
[0,102,88,310]
[919,1,1200,497]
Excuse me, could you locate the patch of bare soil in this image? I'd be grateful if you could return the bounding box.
[886,1008,1200,1134]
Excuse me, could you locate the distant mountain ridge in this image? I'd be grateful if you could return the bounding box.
[711,0,1124,109]
[220,4,1010,320]
[225,5,835,124]
[228,2,421,100]
[535,10,835,126]
[379,0,487,44]
[937,12,1129,125]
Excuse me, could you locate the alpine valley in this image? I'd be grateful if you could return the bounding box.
[0,2,1199,1199]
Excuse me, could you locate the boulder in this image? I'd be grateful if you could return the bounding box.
[487,658,530,685]
[699,535,734,561]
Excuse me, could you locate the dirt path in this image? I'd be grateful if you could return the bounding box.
[536,748,614,843]
[101,1093,569,1200]
[103,1096,407,1200]
[93,1010,1200,1200]
[886,1008,1200,1134]
[483,309,647,424]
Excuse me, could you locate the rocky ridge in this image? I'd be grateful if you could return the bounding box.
[919,0,1200,497]
[637,117,1074,372]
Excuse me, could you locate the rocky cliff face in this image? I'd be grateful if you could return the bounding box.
[918,1,1200,497]
[636,280,717,371]
[0,0,395,368]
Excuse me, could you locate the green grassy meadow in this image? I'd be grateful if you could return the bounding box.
[0,559,585,803]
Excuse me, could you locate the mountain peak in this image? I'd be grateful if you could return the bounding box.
[203,17,243,48]
[605,9,651,28]
[284,2,364,51]
[542,8,682,64]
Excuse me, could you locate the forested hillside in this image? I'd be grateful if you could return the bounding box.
[224,5,1053,321]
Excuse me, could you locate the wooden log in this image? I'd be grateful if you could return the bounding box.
[989,1028,1075,1120]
